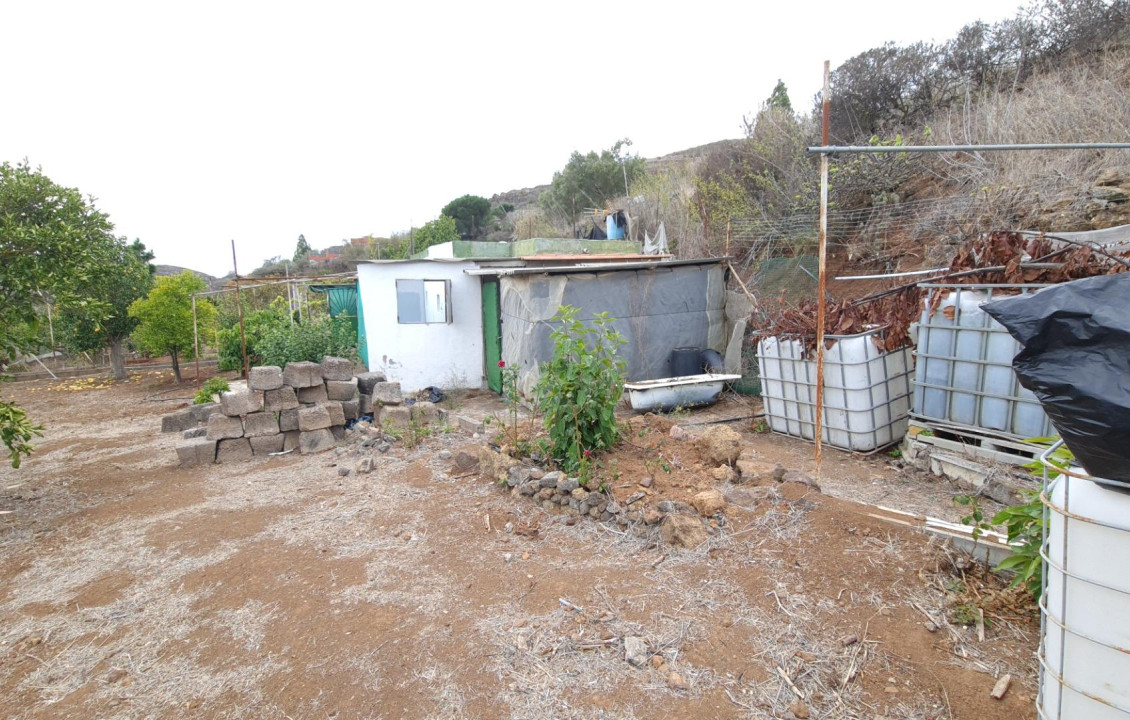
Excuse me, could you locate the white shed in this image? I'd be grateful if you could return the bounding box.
[356,259,485,392]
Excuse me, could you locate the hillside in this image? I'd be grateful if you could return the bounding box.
[155,264,226,291]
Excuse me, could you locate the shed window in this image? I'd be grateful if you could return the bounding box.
[396,279,451,324]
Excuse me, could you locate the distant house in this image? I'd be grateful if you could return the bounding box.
[308,252,342,267]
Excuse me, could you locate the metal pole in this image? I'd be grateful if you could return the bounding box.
[725,218,731,257]
[232,240,249,380]
[192,294,200,384]
[806,142,1130,155]
[815,60,831,475]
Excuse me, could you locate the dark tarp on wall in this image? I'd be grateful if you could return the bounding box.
[499,262,727,396]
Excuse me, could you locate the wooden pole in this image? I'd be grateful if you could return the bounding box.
[725,218,731,257]
[815,60,831,476]
[192,294,200,384]
[232,240,249,380]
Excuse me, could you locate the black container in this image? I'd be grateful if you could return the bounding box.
[670,347,702,377]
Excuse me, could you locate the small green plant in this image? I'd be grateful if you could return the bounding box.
[752,419,769,433]
[954,493,992,540]
[950,602,979,626]
[194,377,230,405]
[888,447,902,459]
[535,306,627,474]
[402,417,433,448]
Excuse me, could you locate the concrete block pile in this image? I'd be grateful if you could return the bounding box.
[175,356,362,467]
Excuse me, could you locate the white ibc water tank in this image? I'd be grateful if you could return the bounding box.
[1040,471,1130,719]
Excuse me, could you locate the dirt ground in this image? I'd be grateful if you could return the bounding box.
[1,373,1037,719]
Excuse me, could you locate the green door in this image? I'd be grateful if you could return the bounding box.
[482,277,503,393]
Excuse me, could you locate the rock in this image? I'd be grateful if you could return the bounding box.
[691,489,727,517]
[355,371,387,395]
[456,415,484,434]
[220,389,263,417]
[372,381,403,406]
[359,394,374,416]
[243,411,280,437]
[381,405,411,430]
[782,469,822,493]
[176,438,216,466]
[438,450,452,461]
[324,401,346,427]
[299,428,336,454]
[605,500,622,514]
[696,425,742,465]
[263,386,300,412]
[282,430,300,452]
[182,426,207,440]
[413,400,440,423]
[298,404,332,432]
[659,515,709,548]
[249,433,285,455]
[377,442,390,453]
[656,499,694,515]
[508,466,531,487]
[320,355,354,382]
[711,465,738,483]
[206,414,244,441]
[667,672,689,691]
[279,407,300,432]
[841,634,859,647]
[556,476,579,493]
[723,486,778,507]
[297,384,328,404]
[161,409,196,433]
[248,365,284,391]
[216,438,253,463]
[452,450,478,472]
[337,467,351,477]
[341,399,359,421]
[326,378,359,401]
[624,636,648,667]
[788,700,811,719]
[644,508,664,525]
[570,487,589,501]
[519,482,538,496]
[639,476,653,488]
[736,459,786,484]
[537,487,555,500]
[669,425,691,440]
[990,673,1012,700]
[358,456,374,473]
[283,361,322,388]
[331,426,346,441]
[478,447,519,483]
[189,402,220,423]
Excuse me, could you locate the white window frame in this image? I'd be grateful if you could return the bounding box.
[395,279,452,325]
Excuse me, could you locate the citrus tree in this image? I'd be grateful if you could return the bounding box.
[129,271,215,382]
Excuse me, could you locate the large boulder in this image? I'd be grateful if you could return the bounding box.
[659,515,710,549]
[248,365,284,391]
[320,356,354,382]
[283,361,322,388]
[355,371,387,395]
[220,389,263,417]
[206,414,244,441]
[161,409,196,433]
[243,411,280,437]
[189,402,220,423]
[216,438,253,463]
[735,459,785,484]
[263,386,300,412]
[691,489,727,517]
[326,378,358,402]
[297,384,328,404]
[478,447,519,483]
[176,438,216,467]
[298,404,332,432]
[695,425,742,466]
[299,428,335,454]
[250,433,285,455]
[381,405,411,431]
[279,407,300,432]
[372,381,402,406]
[341,399,359,421]
[324,401,346,427]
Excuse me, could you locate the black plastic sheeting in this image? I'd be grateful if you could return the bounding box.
[983,273,1130,488]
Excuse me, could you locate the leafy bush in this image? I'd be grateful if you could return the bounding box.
[1,398,43,469]
[217,304,289,371]
[194,377,230,405]
[256,318,356,368]
[535,306,626,474]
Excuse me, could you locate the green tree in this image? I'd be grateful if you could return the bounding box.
[441,194,492,239]
[128,271,215,382]
[293,234,311,263]
[1,161,119,467]
[766,79,792,112]
[412,215,459,253]
[539,139,646,228]
[57,239,155,380]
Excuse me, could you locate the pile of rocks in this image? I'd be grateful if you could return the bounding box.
[176,356,364,467]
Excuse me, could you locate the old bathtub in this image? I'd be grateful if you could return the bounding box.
[623,374,741,413]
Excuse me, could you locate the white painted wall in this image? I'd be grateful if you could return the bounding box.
[423,241,455,259]
[357,260,484,392]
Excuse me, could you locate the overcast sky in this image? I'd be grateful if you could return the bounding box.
[3,0,1024,277]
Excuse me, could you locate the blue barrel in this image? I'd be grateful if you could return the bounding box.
[606,214,625,239]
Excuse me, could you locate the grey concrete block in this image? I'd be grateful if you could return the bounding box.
[326,378,358,401]
[299,428,336,454]
[297,384,328,404]
[280,407,300,432]
[283,361,322,388]
[382,405,412,430]
[372,381,402,406]
[183,426,207,439]
[282,430,300,452]
[263,386,299,412]
[341,399,359,421]
[176,437,216,467]
[189,402,220,423]
[161,409,197,433]
[359,395,374,416]
[325,401,346,427]
[249,365,284,391]
[298,404,332,432]
[320,355,354,382]
[243,411,280,437]
[220,389,263,417]
[331,426,346,441]
[206,414,244,441]
[216,437,253,463]
[250,433,286,455]
[355,371,387,395]
[413,401,440,423]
